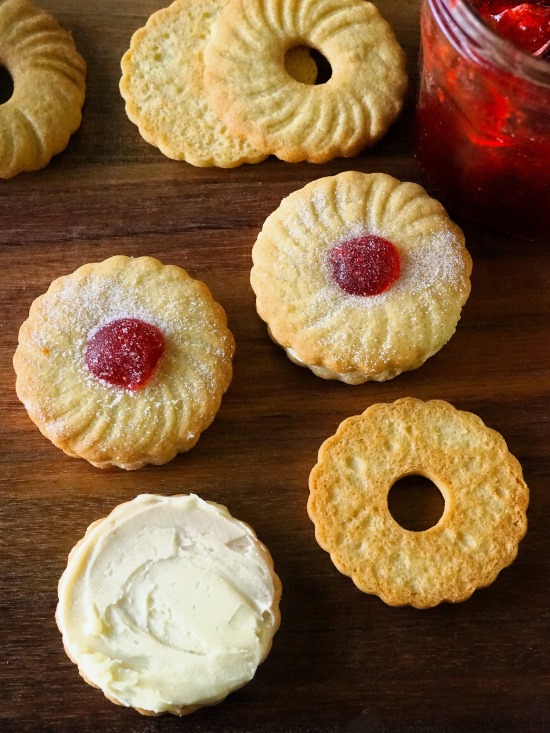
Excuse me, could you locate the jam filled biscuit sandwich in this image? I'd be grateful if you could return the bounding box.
[251,172,472,383]
[13,256,235,469]
[56,494,282,715]
[204,0,408,162]
[308,398,529,608]
[120,0,317,167]
[0,0,86,178]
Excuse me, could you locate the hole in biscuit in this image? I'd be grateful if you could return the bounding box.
[284,45,332,85]
[388,475,445,532]
[310,49,332,84]
[0,65,14,104]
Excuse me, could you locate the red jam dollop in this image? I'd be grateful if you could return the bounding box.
[469,1,550,56]
[329,235,401,297]
[85,318,165,391]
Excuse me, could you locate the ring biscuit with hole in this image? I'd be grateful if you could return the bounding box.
[308,398,529,608]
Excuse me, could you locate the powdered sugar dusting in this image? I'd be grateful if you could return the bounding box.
[17,258,234,465]
[262,183,470,376]
[31,266,229,392]
[285,196,465,308]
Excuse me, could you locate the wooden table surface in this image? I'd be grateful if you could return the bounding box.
[1,1,549,731]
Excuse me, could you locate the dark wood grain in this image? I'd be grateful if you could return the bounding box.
[1,2,549,732]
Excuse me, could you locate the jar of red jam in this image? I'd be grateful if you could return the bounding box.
[415,0,550,239]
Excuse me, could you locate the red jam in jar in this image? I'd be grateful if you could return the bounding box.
[85,318,165,391]
[469,2,550,55]
[415,0,550,239]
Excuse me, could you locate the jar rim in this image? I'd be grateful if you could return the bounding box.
[427,0,550,86]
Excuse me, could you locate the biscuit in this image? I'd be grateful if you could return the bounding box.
[13,256,235,469]
[308,398,529,608]
[251,172,472,383]
[203,0,408,163]
[56,494,282,715]
[120,0,316,166]
[0,0,86,178]
[120,0,264,167]
[284,45,318,86]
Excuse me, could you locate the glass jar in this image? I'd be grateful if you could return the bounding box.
[415,0,550,239]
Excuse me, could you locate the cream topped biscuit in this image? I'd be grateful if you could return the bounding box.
[56,494,281,715]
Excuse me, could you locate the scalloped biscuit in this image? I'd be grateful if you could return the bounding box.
[251,172,472,383]
[0,0,86,178]
[119,0,318,167]
[308,398,529,608]
[13,256,235,469]
[204,0,408,162]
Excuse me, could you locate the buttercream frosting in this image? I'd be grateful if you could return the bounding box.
[56,494,281,714]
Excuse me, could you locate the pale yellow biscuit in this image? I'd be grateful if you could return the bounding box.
[284,45,318,86]
[0,0,86,178]
[56,494,282,715]
[308,398,529,608]
[120,0,265,166]
[13,256,235,469]
[120,0,317,167]
[204,0,407,163]
[251,172,472,383]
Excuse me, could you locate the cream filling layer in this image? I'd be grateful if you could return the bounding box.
[56,494,280,714]
[284,345,402,384]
